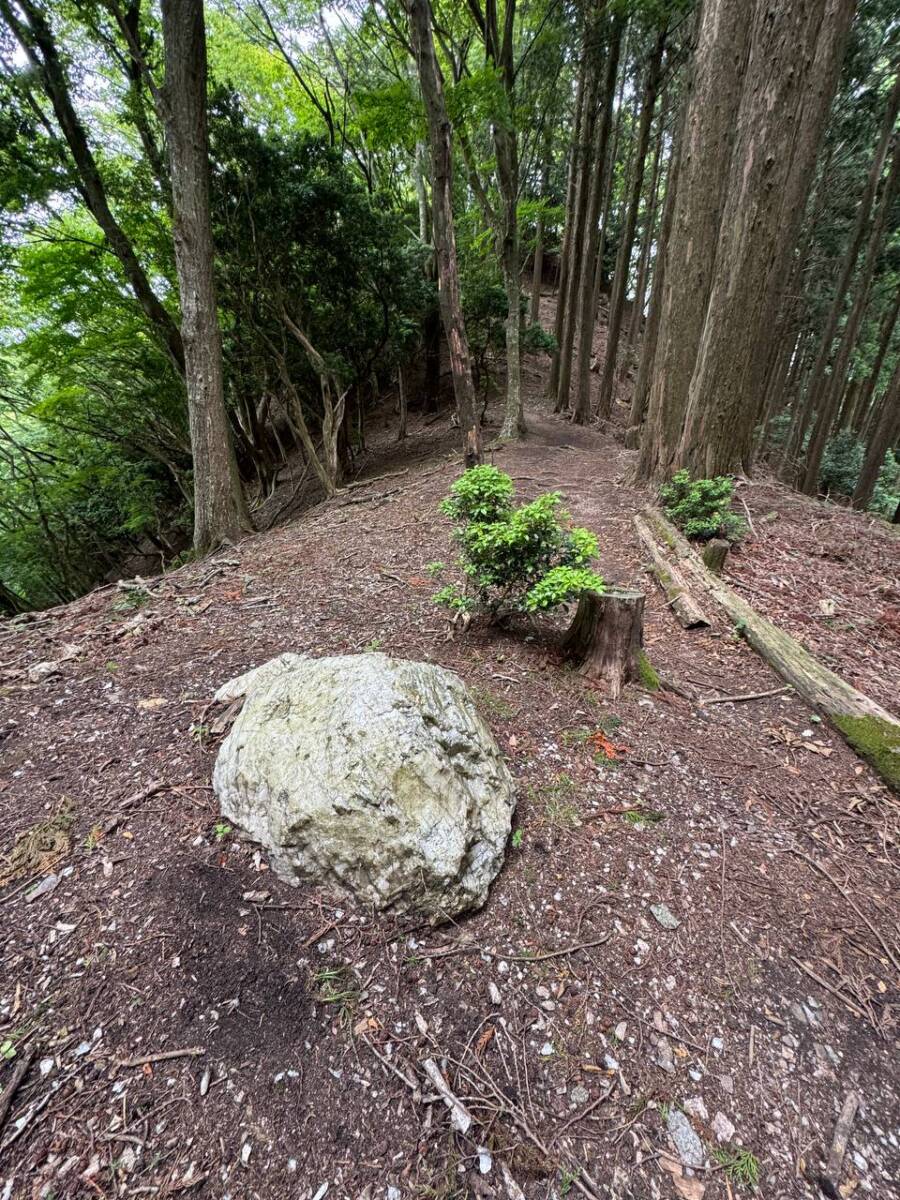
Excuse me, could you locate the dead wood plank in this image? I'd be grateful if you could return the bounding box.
[633,514,711,629]
[643,505,900,791]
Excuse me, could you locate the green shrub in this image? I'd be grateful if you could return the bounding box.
[660,469,747,543]
[434,466,604,618]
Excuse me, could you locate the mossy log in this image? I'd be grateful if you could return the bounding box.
[643,505,900,792]
[562,587,646,698]
[633,514,711,629]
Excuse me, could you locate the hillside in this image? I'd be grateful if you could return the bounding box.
[2,372,898,1200]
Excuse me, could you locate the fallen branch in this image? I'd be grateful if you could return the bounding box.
[700,686,791,706]
[422,1058,474,1134]
[633,514,710,629]
[819,1090,859,1199]
[118,1046,205,1069]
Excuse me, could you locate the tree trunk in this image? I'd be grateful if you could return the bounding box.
[561,586,647,699]
[790,67,900,473]
[801,135,900,494]
[676,0,849,478]
[629,97,684,432]
[596,29,665,421]
[622,89,666,382]
[553,8,604,414]
[406,0,481,468]
[571,15,624,424]
[397,364,408,441]
[3,0,185,376]
[547,49,587,399]
[589,21,631,370]
[160,0,250,553]
[853,285,900,437]
[851,355,900,510]
[635,0,752,481]
[530,129,552,326]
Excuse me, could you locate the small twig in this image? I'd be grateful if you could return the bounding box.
[738,494,757,538]
[0,1045,36,1134]
[301,920,337,950]
[362,1038,420,1094]
[700,686,791,705]
[552,1083,613,1139]
[118,1047,205,1069]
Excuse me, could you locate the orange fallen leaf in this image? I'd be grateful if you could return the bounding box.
[475,1025,495,1055]
[587,731,628,759]
[407,577,431,588]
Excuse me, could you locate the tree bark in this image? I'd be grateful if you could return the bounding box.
[406,0,481,467]
[160,0,250,552]
[596,29,665,421]
[2,0,185,376]
[635,0,752,481]
[802,134,900,493]
[851,355,900,510]
[677,0,850,478]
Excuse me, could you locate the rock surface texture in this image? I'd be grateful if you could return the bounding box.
[213,653,516,919]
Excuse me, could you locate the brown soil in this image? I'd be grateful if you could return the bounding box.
[1,307,898,1200]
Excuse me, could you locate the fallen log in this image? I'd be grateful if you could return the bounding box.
[643,505,900,792]
[562,586,653,698]
[633,514,710,629]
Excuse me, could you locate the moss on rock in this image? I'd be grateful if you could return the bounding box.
[831,713,900,793]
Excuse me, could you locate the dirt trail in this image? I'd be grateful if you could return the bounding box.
[1,346,898,1200]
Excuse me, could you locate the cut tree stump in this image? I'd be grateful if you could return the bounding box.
[701,538,730,574]
[633,514,710,629]
[643,504,900,792]
[562,587,647,698]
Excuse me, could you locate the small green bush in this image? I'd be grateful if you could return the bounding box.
[660,469,747,543]
[434,466,604,618]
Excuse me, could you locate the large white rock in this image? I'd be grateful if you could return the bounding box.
[212,653,516,919]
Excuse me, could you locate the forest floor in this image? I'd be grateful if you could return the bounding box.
[1,300,898,1200]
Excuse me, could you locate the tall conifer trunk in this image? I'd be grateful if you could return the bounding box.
[596,28,664,421]
[635,0,751,480]
[676,0,852,477]
[160,0,250,553]
[406,0,482,468]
